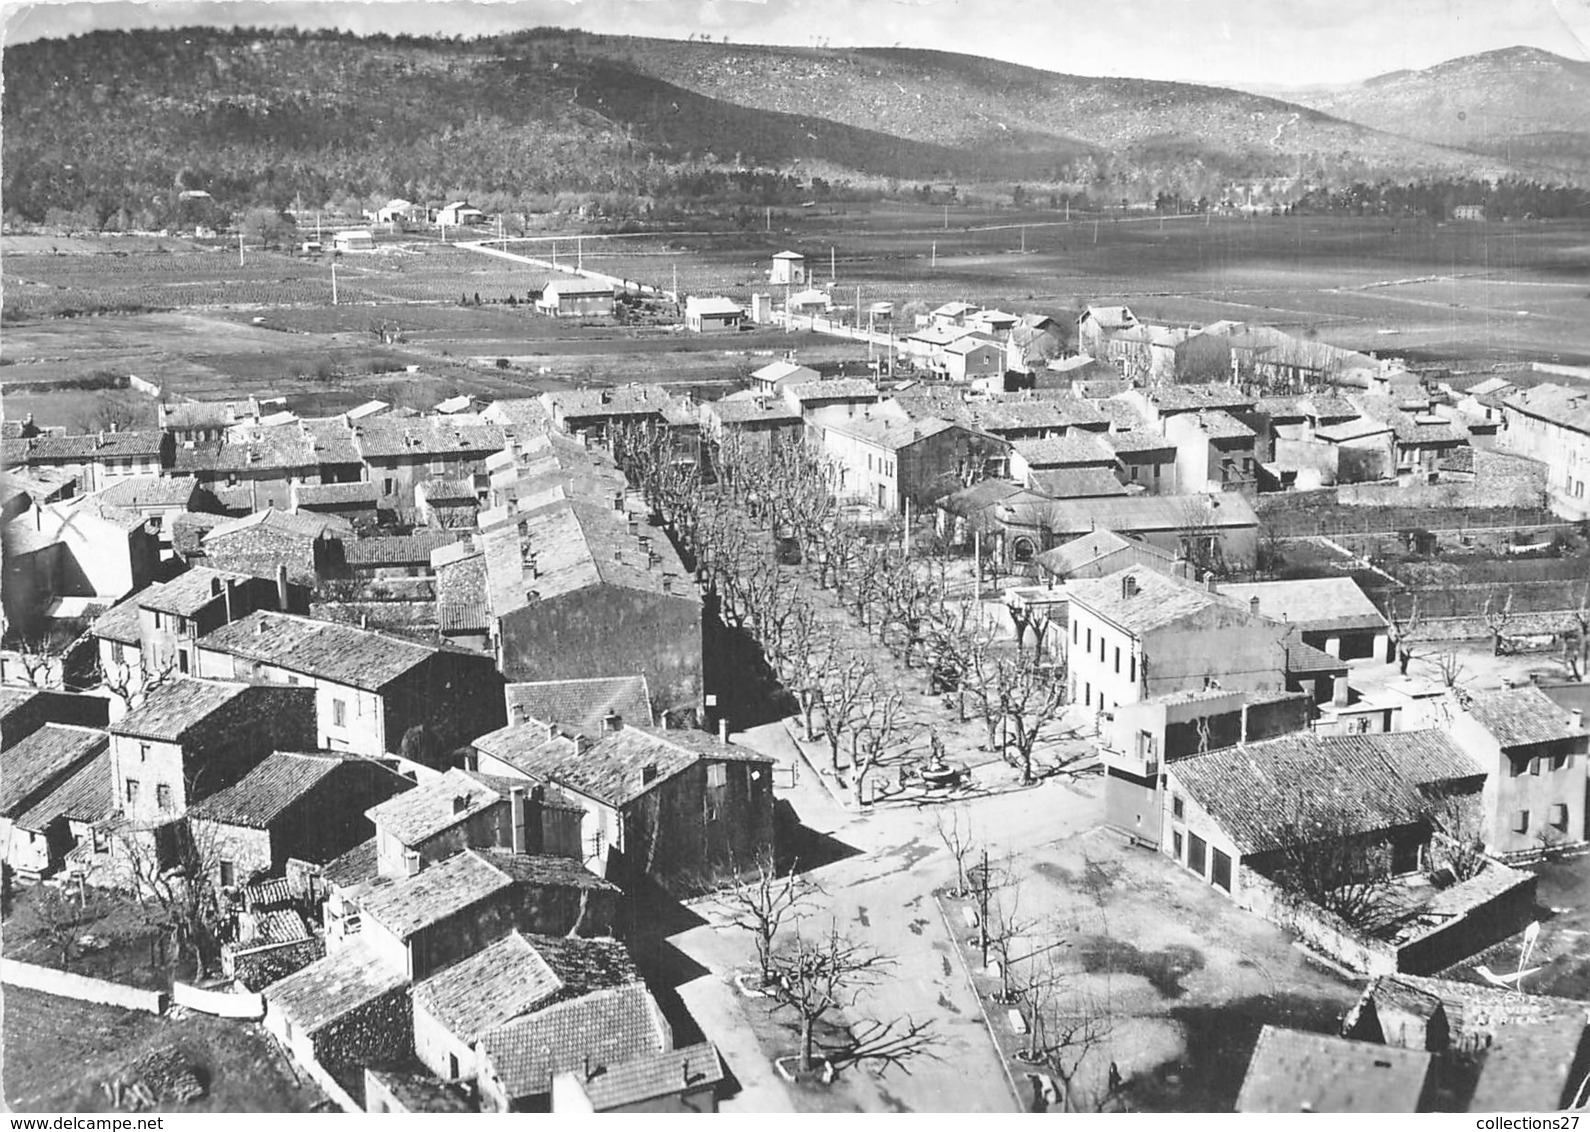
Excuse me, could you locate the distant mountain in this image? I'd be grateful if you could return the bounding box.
[1286,47,1590,176]
[0,28,1548,223]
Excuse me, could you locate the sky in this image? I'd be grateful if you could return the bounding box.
[4,0,1590,88]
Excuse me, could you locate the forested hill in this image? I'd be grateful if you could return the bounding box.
[0,27,1545,223]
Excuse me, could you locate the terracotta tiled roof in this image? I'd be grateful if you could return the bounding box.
[479,984,670,1101]
[1,724,107,817]
[263,938,405,1035]
[1066,566,1255,636]
[342,532,459,567]
[1026,468,1129,499]
[413,932,565,1038]
[366,767,501,845]
[504,676,653,734]
[199,611,437,690]
[1010,435,1114,468]
[353,416,505,459]
[98,476,199,509]
[110,677,252,742]
[89,592,143,645]
[572,1042,725,1110]
[1235,1026,1432,1112]
[13,746,113,832]
[137,567,251,617]
[322,836,379,889]
[188,751,407,829]
[1465,685,1588,749]
[1218,578,1389,634]
[1033,529,1175,577]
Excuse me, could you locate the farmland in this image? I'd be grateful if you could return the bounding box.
[3,204,1588,431]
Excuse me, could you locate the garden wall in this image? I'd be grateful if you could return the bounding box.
[171,980,265,1019]
[1256,492,1555,538]
[1235,869,1398,975]
[1394,866,1537,975]
[223,936,325,991]
[0,957,167,1013]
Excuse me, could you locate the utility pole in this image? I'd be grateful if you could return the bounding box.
[855,285,861,332]
[578,236,583,272]
[943,203,948,230]
[973,528,982,601]
[977,848,991,966]
[1093,220,1099,245]
[1021,225,1026,253]
[903,498,911,557]
[765,206,771,232]
[552,239,557,268]
[331,260,338,306]
[830,246,835,284]
[238,231,244,267]
[932,242,937,269]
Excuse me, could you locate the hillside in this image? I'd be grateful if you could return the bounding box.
[1290,46,1590,177]
[0,28,1539,223]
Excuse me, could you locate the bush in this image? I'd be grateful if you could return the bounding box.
[496,357,511,369]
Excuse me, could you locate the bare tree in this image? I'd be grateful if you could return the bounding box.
[98,652,178,713]
[986,867,1033,1005]
[115,819,228,981]
[1017,951,1117,1112]
[936,807,978,897]
[1390,595,1421,677]
[27,881,107,969]
[769,920,894,1074]
[994,654,1071,785]
[1265,795,1401,930]
[1176,496,1225,580]
[851,683,912,805]
[1422,787,1488,882]
[711,849,820,988]
[818,654,875,772]
[1482,588,1515,656]
[1434,647,1466,689]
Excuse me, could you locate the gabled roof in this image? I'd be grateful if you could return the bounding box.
[97,476,199,509]
[294,481,379,507]
[1026,492,1259,537]
[505,676,653,734]
[1033,529,1175,577]
[543,385,672,421]
[353,415,505,460]
[541,278,616,298]
[199,611,437,691]
[1502,383,1590,436]
[1066,566,1256,636]
[1169,732,1435,855]
[749,361,819,386]
[1080,305,1135,329]
[137,567,252,617]
[366,767,501,845]
[89,592,143,645]
[479,984,669,1100]
[323,835,379,889]
[1010,434,1114,468]
[202,508,345,544]
[707,397,802,425]
[412,931,565,1038]
[474,724,769,810]
[1235,1026,1432,1112]
[1465,685,1588,749]
[969,398,1108,433]
[110,678,253,742]
[1217,578,1389,634]
[571,1042,725,1109]
[935,479,1025,516]
[188,751,405,829]
[342,532,460,567]
[1100,430,1176,455]
[359,849,514,939]
[685,296,743,317]
[1,724,107,818]
[15,430,166,463]
[823,414,959,452]
[262,938,406,1036]
[782,378,879,404]
[1316,417,1394,443]
[13,745,113,832]
[1026,468,1130,499]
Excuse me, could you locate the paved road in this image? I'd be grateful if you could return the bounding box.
[671,718,1105,1112]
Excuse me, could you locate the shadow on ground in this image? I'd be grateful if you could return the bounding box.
[775,798,862,873]
[1126,992,1350,1113]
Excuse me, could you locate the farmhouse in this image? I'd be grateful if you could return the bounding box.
[333,230,375,253]
[1497,383,1590,511]
[768,250,806,285]
[436,202,485,227]
[1,724,110,879]
[1076,305,1138,356]
[536,278,615,318]
[941,337,1005,384]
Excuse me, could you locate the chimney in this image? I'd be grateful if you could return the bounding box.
[222,578,235,624]
[1122,574,1138,599]
[545,720,558,742]
[1332,675,1350,708]
[603,712,623,732]
[719,718,730,743]
[1249,596,1260,616]
[255,615,268,636]
[1203,571,1217,593]
[1574,709,1584,731]
[276,563,290,610]
[452,794,470,814]
[574,735,592,756]
[510,786,528,854]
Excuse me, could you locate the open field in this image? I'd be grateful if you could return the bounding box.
[2,986,324,1113]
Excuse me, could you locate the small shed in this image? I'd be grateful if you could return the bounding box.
[685,296,745,333]
[537,278,616,318]
[333,230,375,253]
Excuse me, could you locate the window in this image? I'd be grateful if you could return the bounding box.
[1172,794,1185,819]
[125,779,140,806]
[333,699,347,727]
[1172,830,1183,860]
[1073,621,1079,645]
[152,611,163,630]
[1514,809,1531,834]
[111,641,125,665]
[431,457,446,474]
[156,784,172,812]
[383,478,395,495]
[1553,752,1569,771]
[178,651,189,675]
[1114,646,1121,674]
[1211,849,1232,892]
[1510,756,1525,778]
[1084,682,1091,706]
[1531,757,1543,777]
[1085,628,1092,652]
[139,742,150,762]
[1130,654,1137,684]
[1187,833,1207,876]
[1550,803,1570,831]
[706,763,727,789]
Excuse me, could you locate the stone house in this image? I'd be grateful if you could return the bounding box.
[196,610,505,763]
[6,739,115,879]
[476,984,672,1113]
[4,429,170,493]
[481,497,703,720]
[819,411,1004,513]
[471,720,776,896]
[780,378,880,418]
[1447,686,1590,858]
[1064,566,1291,714]
[410,930,639,1085]
[1032,528,1180,584]
[1076,305,1138,357]
[187,751,414,888]
[354,848,621,981]
[198,509,349,587]
[1100,431,1179,494]
[1236,1026,1434,1113]
[683,296,744,333]
[747,360,819,395]
[2,724,110,878]
[352,416,506,516]
[291,481,381,529]
[768,251,806,285]
[699,394,805,456]
[539,386,671,447]
[173,417,364,513]
[97,475,220,550]
[1006,434,1117,488]
[941,337,1005,384]
[504,675,654,735]
[1164,410,1259,493]
[158,398,263,444]
[342,532,462,579]
[107,678,319,825]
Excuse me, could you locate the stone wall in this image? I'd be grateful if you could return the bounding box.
[225,936,327,991]
[0,957,168,1013]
